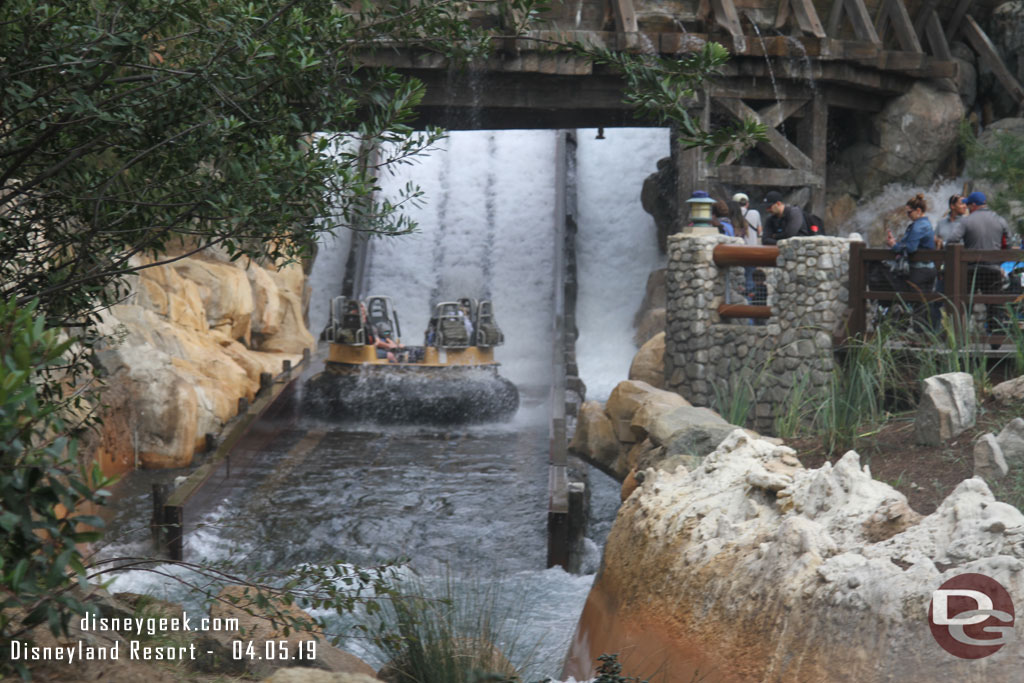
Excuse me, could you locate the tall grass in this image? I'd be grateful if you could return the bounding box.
[372,574,538,683]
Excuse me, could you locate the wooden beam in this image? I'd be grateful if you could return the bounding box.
[709,165,823,186]
[827,0,843,37]
[945,0,973,42]
[809,92,828,217]
[924,9,953,61]
[963,14,1024,104]
[913,0,939,39]
[790,0,828,38]
[824,85,886,111]
[714,97,815,171]
[757,99,810,129]
[843,0,881,44]
[776,0,792,31]
[710,0,746,51]
[877,0,922,53]
[610,0,638,33]
[610,0,638,48]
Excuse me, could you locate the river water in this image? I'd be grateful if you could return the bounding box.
[96,127,668,679]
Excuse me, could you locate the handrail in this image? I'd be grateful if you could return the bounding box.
[848,242,1024,343]
[712,244,780,267]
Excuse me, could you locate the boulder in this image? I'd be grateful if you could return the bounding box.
[628,332,665,388]
[997,417,1024,468]
[564,432,1024,682]
[569,401,623,476]
[974,433,1009,482]
[629,390,692,442]
[605,380,665,429]
[914,372,977,446]
[643,404,729,448]
[640,158,677,253]
[992,374,1024,404]
[838,82,965,195]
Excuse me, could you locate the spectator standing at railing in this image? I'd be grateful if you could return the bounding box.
[761,191,804,244]
[933,194,967,249]
[884,193,937,291]
[945,191,1009,250]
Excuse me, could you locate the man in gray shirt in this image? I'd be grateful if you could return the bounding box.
[945,191,1009,249]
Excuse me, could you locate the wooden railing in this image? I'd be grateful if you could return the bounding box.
[713,244,779,320]
[848,242,1024,344]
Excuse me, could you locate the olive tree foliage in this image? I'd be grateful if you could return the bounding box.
[0,0,762,662]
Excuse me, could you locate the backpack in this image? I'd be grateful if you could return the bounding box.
[800,211,824,236]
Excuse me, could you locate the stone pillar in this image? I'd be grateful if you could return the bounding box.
[665,234,851,432]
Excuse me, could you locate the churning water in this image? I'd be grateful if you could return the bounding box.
[98,127,667,679]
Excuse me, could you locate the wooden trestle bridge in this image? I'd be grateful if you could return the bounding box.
[363,0,1020,221]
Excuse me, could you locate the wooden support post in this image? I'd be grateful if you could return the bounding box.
[162,504,184,561]
[710,0,745,51]
[610,0,638,48]
[809,92,828,218]
[787,0,828,38]
[923,10,953,62]
[258,372,273,397]
[828,0,880,44]
[945,0,973,42]
[282,359,292,377]
[877,0,923,53]
[675,91,710,231]
[848,241,866,337]
[547,465,569,569]
[946,243,966,334]
[302,347,311,365]
[566,482,587,575]
[151,483,169,552]
[963,15,1024,106]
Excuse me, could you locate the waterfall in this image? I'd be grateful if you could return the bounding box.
[310,128,669,401]
[575,128,669,399]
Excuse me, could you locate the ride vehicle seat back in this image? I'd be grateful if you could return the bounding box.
[434,302,470,348]
[474,300,504,347]
[337,298,366,345]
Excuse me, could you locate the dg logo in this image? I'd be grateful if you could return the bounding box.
[929,573,1015,659]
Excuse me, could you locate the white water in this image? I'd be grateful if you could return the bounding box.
[841,179,966,241]
[575,128,669,399]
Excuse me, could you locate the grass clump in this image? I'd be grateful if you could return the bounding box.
[372,574,536,683]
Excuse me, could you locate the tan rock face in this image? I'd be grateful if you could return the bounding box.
[565,432,1024,682]
[628,332,665,389]
[90,253,313,470]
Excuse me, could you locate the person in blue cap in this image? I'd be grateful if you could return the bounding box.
[945,190,1009,250]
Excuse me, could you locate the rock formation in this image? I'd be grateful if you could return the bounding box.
[91,251,314,471]
[564,430,1024,682]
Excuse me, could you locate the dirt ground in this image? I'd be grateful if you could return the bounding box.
[790,399,1020,516]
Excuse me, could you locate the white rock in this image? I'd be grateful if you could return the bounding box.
[914,372,977,445]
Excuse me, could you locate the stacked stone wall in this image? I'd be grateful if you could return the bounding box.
[665,234,851,432]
